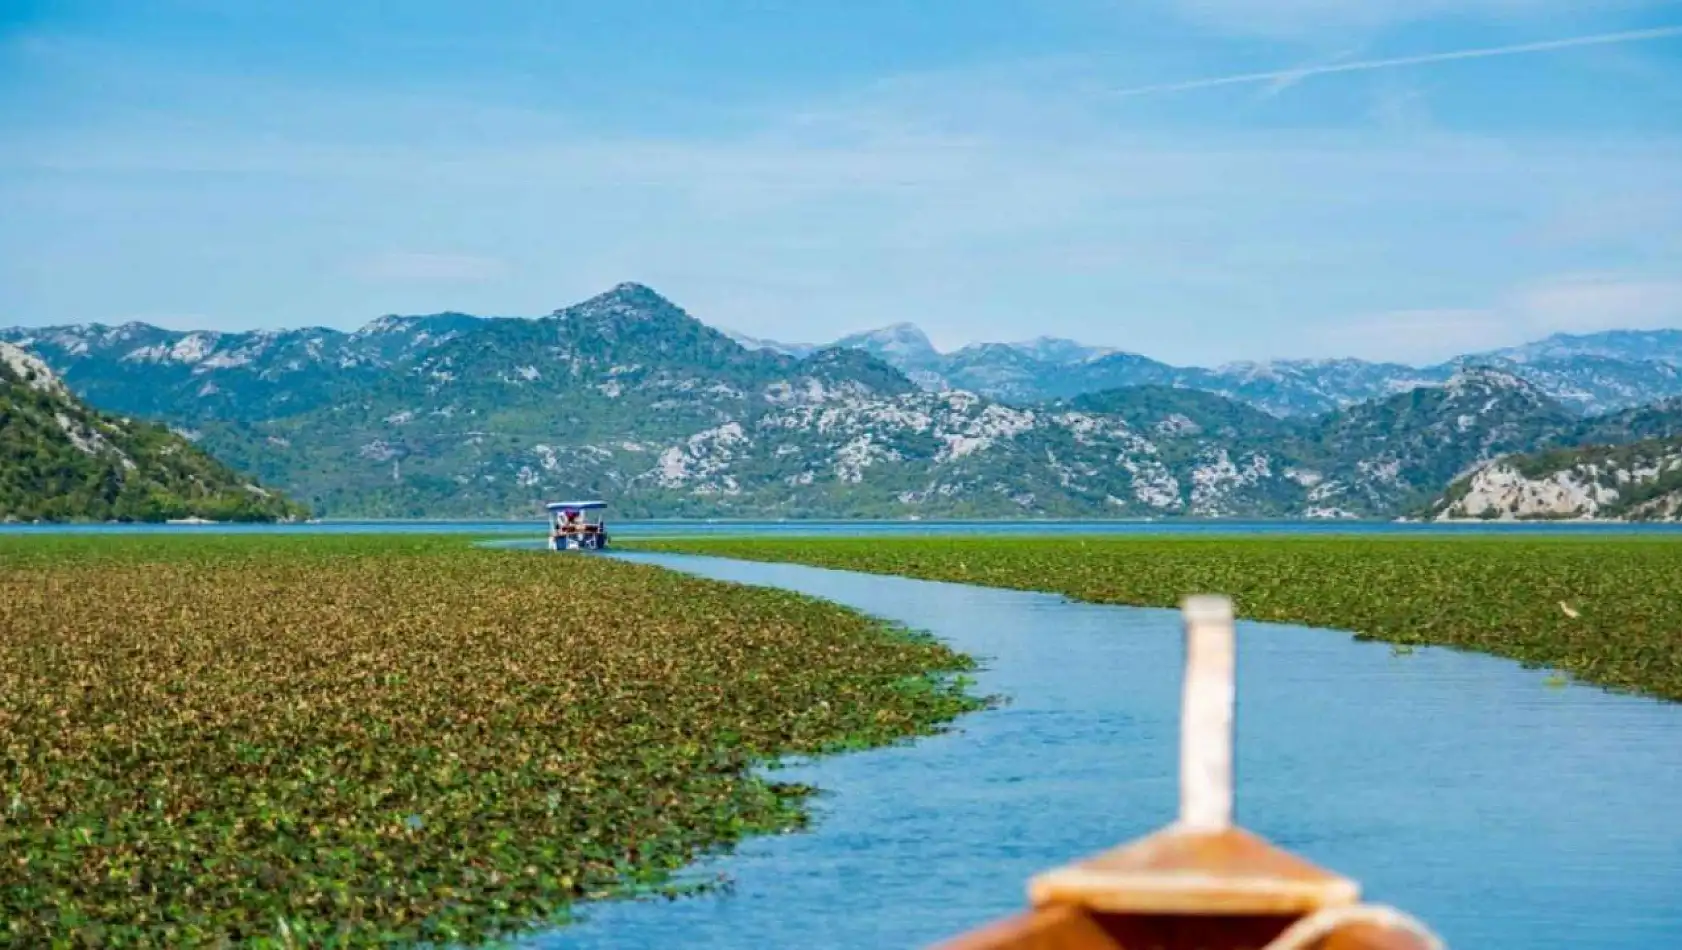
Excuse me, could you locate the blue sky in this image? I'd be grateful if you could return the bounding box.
[3,0,1681,365]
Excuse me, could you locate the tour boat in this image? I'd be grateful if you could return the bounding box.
[545,500,609,551]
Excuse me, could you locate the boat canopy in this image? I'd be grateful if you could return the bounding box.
[546,500,606,511]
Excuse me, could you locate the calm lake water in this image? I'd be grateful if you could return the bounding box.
[526,552,1682,950]
[6,517,1682,538]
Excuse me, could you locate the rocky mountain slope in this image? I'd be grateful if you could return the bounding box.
[6,285,1636,520]
[1419,396,1682,521]
[1426,436,1682,521]
[0,343,306,522]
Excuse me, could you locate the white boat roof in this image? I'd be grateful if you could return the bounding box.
[546,500,606,510]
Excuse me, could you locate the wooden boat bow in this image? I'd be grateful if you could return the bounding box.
[929,595,1446,950]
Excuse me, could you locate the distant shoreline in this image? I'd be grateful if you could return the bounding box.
[4,516,1680,535]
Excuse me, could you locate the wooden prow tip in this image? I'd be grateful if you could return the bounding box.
[931,594,1448,950]
[1178,594,1236,833]
[1024,594,1361,916]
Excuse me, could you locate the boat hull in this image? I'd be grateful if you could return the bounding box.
[933,904,1436,949]
[548,534,608,552]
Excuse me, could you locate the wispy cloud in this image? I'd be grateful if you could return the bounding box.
[1112,24,1682,98]
[1258,47,1362,99]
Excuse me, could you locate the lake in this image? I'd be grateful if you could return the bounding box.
[6,517,1682,537]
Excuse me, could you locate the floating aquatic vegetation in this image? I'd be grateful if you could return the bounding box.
[0,535,984,947]
[630,534,1682,703]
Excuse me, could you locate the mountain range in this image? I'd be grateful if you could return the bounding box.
[4,282,1679,520]
[726,323,1682,417]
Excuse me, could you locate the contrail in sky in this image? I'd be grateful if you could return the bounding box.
[1113,24,1682,98]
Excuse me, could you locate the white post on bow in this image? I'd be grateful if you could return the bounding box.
[1178,594,1236,831]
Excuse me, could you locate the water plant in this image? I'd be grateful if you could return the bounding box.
[0,535,985,946]
[629,534,1682,702]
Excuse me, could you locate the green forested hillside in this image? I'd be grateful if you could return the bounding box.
[1,343,307,522]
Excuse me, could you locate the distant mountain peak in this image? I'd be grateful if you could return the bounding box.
[355,314,411,336]
[598,281,672,308]
[1446,363,1534,392]
[834,323,940,363]
[1005,336,1116,365]
[722,329,815,357]
[553,282,687,325]
[856,322,927,338]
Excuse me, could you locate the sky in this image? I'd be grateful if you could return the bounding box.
[2,1,1681,366]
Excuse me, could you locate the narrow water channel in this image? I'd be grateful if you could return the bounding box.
[529,552,1682,949]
